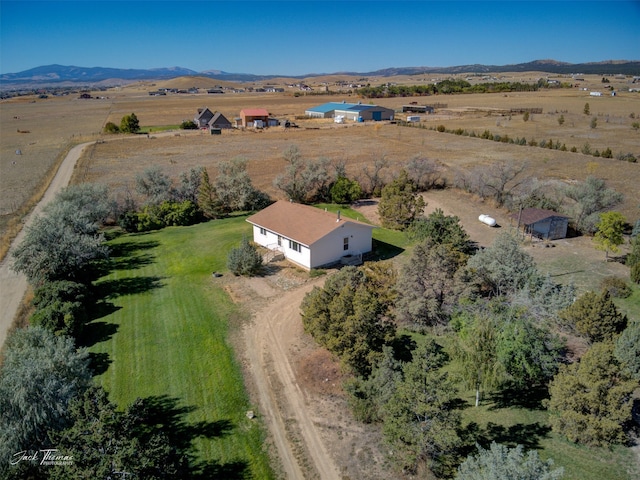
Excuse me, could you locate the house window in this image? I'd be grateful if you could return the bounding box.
[343,237,349,251]
[289,240,302,253]
[277,236,282,246]
[259,227,267,236]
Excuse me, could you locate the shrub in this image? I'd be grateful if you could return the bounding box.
[600,277,632,298]
[436,124,446,132]
[103,122,119,134]
[180,120,198,130]
[227,237,263,276]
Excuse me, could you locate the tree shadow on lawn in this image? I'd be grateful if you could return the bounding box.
[133,395,250,479]
[460,420,551,455]
[108,239,160,269]
[488,385,550,411]
[370,238,405,261]
[87,351,112,375]
[95,275,165,299]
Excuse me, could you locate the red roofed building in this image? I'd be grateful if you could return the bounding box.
[240,108,269,127]
[246,201,374,269]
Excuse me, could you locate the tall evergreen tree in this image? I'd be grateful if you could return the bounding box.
[382,339,461,476]
[547,342,635,446]
[559,290,627,343]
[197,168,223,219]
[377,169,425,230]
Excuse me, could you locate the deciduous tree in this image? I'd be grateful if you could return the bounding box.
[564,176,623,234]
[0,327,91,472]
[452,315,503,407]
[135,166,174,205]
[594,211,626,260]
[12,214,108,285]
[215,157,260,212]
[273,146,332,203]
[405,155,442,191]
[120,112,140,133]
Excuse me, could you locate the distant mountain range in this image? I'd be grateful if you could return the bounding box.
[1,60,639,88]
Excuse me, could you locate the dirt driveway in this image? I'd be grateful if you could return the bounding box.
[0,141,94,347]
[228,265,392,480]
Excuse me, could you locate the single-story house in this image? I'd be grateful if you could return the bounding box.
[194,108,232,129]
[240,108,270,127]
[246,201,375,270]
[512,208,569,240]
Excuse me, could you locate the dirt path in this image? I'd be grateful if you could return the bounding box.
[0,141,94,347]
[0,131,198,348]
[242,276,342,480]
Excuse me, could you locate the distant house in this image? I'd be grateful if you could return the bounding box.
[513,208,569,240]
[246,201,375,270]
[305,101,394,121]
[240,108,270,127]
[194,107,232,129]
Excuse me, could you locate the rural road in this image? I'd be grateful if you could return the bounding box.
[243,278,342,480]
[0,141,94,347]
[0,131,198,347]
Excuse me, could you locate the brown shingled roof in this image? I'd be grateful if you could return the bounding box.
[246,201,374,246]
[512,208,569,226]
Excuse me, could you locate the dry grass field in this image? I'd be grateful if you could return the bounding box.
[2,72,639,243]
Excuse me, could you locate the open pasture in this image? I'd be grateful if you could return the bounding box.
[2,73,639,243]
[74,91,640,223]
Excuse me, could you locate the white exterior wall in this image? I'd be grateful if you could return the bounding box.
[309,223,373,268]
[252,225,312,269]
[252,222,372,270]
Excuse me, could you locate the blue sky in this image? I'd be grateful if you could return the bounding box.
[1,1,639,75]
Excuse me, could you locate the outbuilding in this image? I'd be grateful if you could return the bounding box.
[305,101,394,121]
[240,108,270,127]
[513,208,570,240]
[333,104,394,122]
[246,201,375,270]
[305,101,359,118]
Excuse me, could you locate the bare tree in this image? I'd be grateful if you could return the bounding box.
[405,155,443,191]
[273,145,332,203]
[455,161,527,208]
[360,155,389,197]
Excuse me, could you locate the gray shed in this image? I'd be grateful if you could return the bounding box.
[514,208,569,240]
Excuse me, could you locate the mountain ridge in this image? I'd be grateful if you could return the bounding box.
[1,60,639,87]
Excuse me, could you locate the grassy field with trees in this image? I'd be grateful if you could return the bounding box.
[87,218,274,478]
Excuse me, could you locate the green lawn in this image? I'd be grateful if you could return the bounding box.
[457,388,636,480]
[138,124,182,133]
[84,217,274,478]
